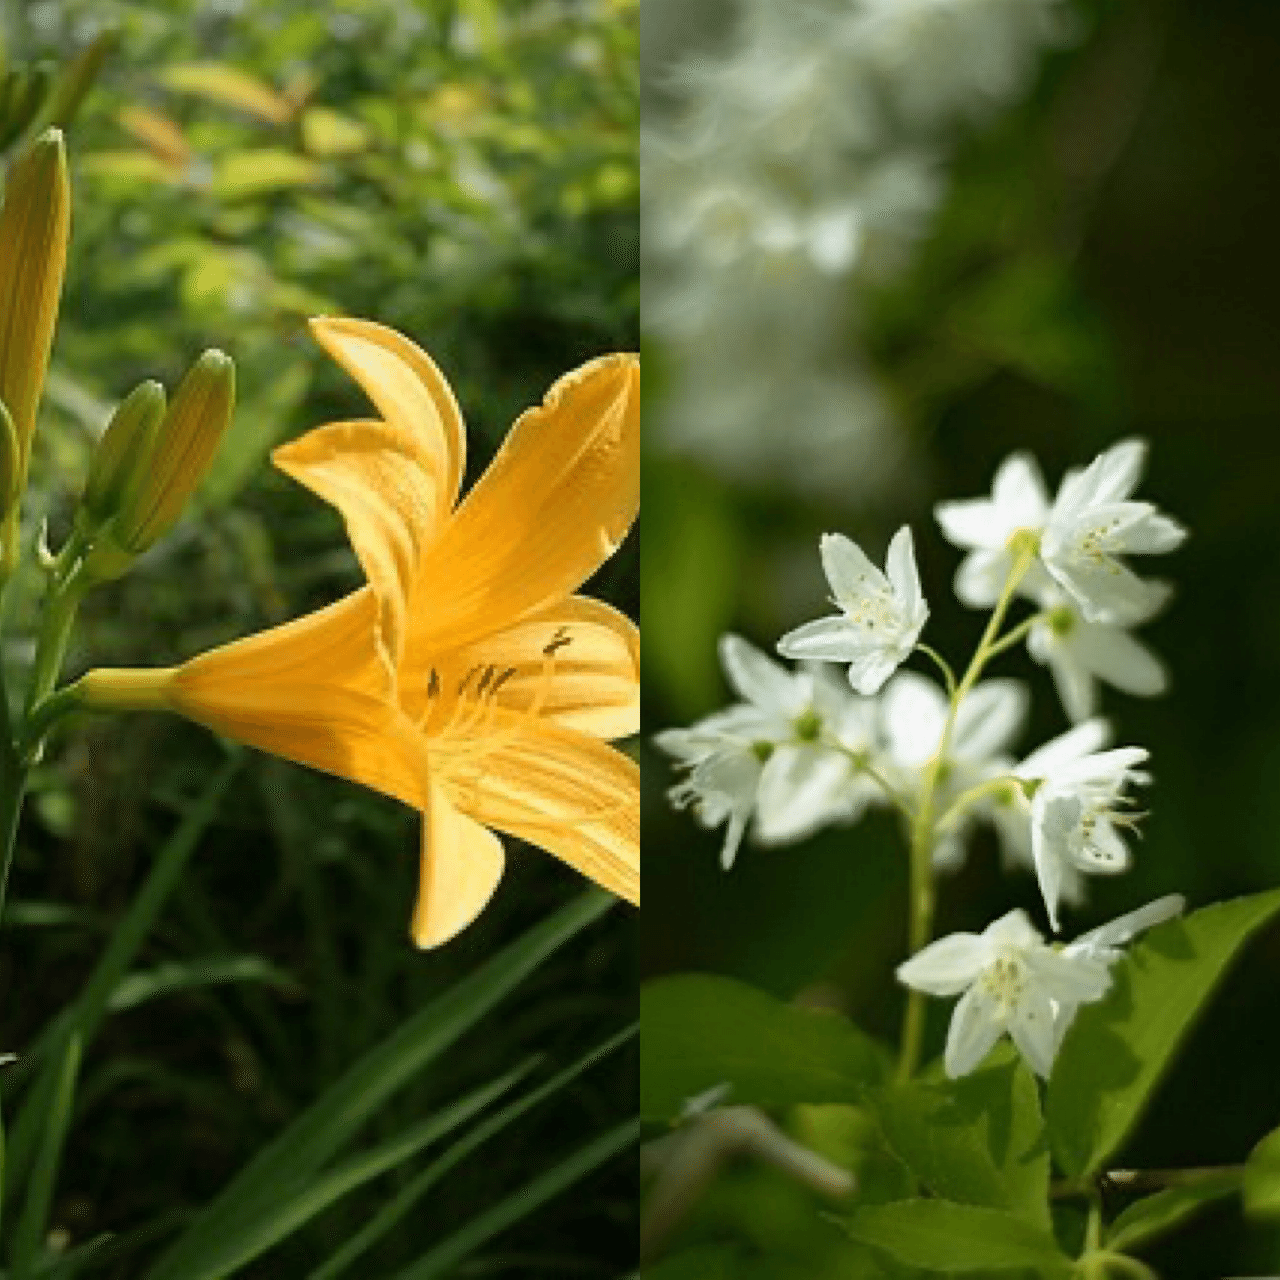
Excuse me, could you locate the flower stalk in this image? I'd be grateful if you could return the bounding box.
[898,536,1037,1081]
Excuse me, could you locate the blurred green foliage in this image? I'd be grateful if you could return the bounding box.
[0,0,638,1274]
[644,0,1280,1275]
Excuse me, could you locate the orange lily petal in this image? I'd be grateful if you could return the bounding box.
[308,317,465,510]
[167,588,425,811]
[404,596,639,740]
[412,783,505,948]
[443,719,639,906]
[406,353,639,652]
[272,419,443,664]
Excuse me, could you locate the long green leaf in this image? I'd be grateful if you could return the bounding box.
[641,974,885,1123]
[145,887,614,1280]
[106,954,297,1011]
[390,1117,640,1280]
[11,1034,80,1278]
[1047,890,1280,1177]
[309,1023,637,1280]
[4,757,237,1200]
[843,1199,1073,1276]
[145,1062,535,1280]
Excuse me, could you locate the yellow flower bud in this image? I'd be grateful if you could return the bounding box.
[0,127,69,484]
[77,380,166,532]
[0,400,20,579]
[112,349,235,553]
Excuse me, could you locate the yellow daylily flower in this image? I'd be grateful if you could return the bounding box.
[80,320,639,947]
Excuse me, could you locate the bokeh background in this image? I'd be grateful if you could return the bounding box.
[643,0,1280,1274]
[0,0,638,1275]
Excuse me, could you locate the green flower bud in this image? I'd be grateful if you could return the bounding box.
[0,127,69,486]
[112,349,235,553]
[77,380,166,532]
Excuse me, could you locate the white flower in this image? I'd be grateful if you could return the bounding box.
[1041,439,1186,624]
[777,527,928,695]
[1029,743,1151,931]
[990,718,1112,907]
[897,895,1184,1078]
[1027,588,1167,723]
[935,451,1053,607]
[654,636,879,867]
[880,672,1027,869]
[897,909,1111,1078]
[1052,894,1187,1051]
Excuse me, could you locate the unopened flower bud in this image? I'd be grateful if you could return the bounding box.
[0,128,69,487]
[0,401,20,519]
[111,349,234,553]
[77,380,166,532]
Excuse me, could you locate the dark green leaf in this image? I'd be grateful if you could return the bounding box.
[1245,1123,1280,1218]
[844,1199,1073,1275]
[1048,890,1280,1177]
[641,975,886,1124]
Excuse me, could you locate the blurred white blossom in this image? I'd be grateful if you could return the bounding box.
[645,0,1076,494]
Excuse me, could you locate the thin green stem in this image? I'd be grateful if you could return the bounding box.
[982,611,1048,663]
[934,775,1022,836]
[896,539,1037,1083]
[915,643,957,697]
[0,652,28,924]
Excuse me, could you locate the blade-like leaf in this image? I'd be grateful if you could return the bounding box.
[4,756,237,1199]
[1106,1171,1240,1251]
[872,1046,1050,1226]
[844,1199,1073,1276]
[389,1117,640,1280]
[1047,890,1280,1177]
[145,888,614,1280]
[641,974,886,1124]
[11,1034,80,1277]
[1244,1123,1280,1218]
[309,1023,637,1280]
[147,1062,535,1280]
[106,955,298,1011]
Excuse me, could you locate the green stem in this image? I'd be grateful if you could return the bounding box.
[915,643,957,697]
[934,775,1022,836]
[0,652,28,924]
[980,611,1047,663]
[896,539,1037,1083]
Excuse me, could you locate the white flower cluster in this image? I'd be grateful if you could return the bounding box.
[657,439,1189,1078]
[644,0,1075,496]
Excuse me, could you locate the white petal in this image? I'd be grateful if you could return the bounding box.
[1048,555,1170,626]
[1017,719,1112,779]
[847,650,902,696]
[1047,644,1097,724]
[1022,947,1112,1005]
[983,907,1043,950]
[953,679,1028,762]
[1086,439,1148,506]
[1006,986,1058,1078]
[720,808,749,870]
[755,746,852,844]
[991,452,1050,527]
[819,532,886,608]
[1070,624,1167,697]
[936,497,1002,549]
[1070,818,1132,875]
[885,525,923,617]
[1121,508,1186,555]
[777,616,867,662]
[896,933,990,996]
[1032,791,1080,931]
[954,548,1011,608]
[720,634,808,717]
[944,986,1005,1078]
[1052,745,1148,787]
[881,672,949,765]
[1069,894,1186,956]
